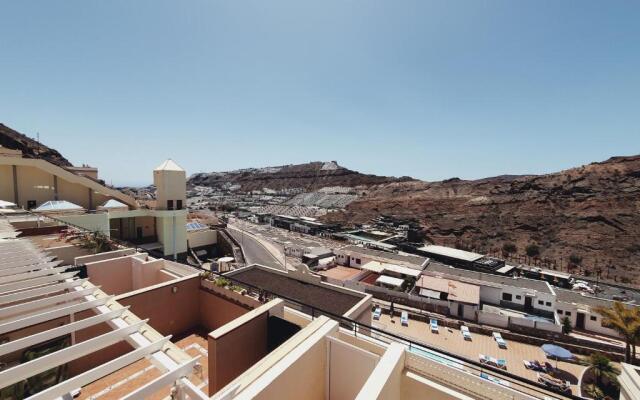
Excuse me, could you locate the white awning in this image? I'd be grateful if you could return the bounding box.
[376,275,404,288]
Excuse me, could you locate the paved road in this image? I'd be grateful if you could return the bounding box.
[227,227,283,269]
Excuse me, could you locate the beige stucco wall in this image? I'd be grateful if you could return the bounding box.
[74,248,137,266]
[15,165,55,207]
[156,212,188,256]
[328,338,379,400]
[251,335,327,400]
[0,155,137,209]
[117,276,201,337]
[131,257,175,288]
[187,229,217,248]
[0,164,14,202]
[46,244,93,265]
[198,289,250,332]
[154,169,186,211]
[356,343,405,400]
[208,312,269,394]
[56,213,111,235]
[86,256,134,295]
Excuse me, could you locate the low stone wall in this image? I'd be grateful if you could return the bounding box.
[201,278,261,309]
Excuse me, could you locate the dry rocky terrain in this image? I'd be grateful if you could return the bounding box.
[322,156,640,283]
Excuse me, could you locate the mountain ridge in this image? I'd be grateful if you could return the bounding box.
[0,123,72,167]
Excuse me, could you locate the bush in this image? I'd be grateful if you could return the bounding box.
[502,242,517,255]
[562,317,572,334]
[569,253,583,266]
[525,243,540,258]
[214,277,230,287]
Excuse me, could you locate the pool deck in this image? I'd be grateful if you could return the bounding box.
[373,313,585,396]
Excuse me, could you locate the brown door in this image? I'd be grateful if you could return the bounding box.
[576,313,586,330]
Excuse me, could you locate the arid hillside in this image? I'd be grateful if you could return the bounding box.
[189,161,414,192]
[0,123,72,167]
[323,156,640,283]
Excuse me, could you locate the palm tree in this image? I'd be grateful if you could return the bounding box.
[587,353,619,388]
[595,302,640,363]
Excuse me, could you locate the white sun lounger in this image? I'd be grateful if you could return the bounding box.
[461,325,472,340]
[400,311,409,326]
[493,332,507,348]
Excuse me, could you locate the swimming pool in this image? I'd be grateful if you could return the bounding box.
[408,346,465,370]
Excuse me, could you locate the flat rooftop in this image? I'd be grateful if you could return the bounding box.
[318,266,362,281]
[229,266,364,315]
[417,245,484,262]
[338,245,428,268]
[426,261,554,294]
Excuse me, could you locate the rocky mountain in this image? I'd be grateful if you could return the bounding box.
[188,161,414,192]
[0,123,72,167]
[322,156,640,284]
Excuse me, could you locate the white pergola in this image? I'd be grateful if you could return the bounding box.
[0,218,208,399]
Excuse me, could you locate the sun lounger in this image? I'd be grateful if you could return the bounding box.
[479,354,507,370]
[430,319,439,333]
[373,307,381,320]
[400,311,409,326]
[460,325,472,340]
[493,332,507,348]
[537,373,570,393]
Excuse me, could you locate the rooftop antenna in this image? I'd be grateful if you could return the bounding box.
[36,132,40,157]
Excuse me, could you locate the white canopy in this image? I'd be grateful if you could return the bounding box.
[0,200,17,208]
[34,200,84,212]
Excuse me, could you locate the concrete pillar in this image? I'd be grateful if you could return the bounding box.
[12,165,18,205]
[53,175,59,200]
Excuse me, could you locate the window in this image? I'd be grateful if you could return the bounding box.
[565,311,571,316]
[502,293,513,302]
[27,200,37,209]
[515,295,522,300]
[538,300,544,305]
[355,258,361,264]
[557,310,563,314]
[590,316,597,321]
[176,200,183,210]
[546,302,552,307]
[167,200,174,210]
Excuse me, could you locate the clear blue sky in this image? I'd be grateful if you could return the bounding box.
[1,1,639,186]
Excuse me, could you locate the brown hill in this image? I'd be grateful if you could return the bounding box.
[322,156,640,283]
[0,123,72,167]
[188,161,414,192]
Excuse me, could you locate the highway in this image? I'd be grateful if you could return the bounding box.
[227,226,284,269]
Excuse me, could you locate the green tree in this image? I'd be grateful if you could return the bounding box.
[502,242,517,256]
[588,353,619,388]
[569,253,583,266]
[595,302,640,363]
[525,243,540,258]
[562,317,572,334]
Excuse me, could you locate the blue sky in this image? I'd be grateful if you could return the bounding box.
[1,1,638,186]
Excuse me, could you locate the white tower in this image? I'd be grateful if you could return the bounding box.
[153,159,186,210]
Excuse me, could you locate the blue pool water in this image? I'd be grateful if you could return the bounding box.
[409,346,465,370]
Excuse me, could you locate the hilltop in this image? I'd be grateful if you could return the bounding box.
[188,161,414,192]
